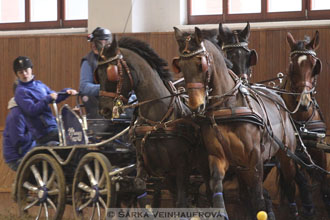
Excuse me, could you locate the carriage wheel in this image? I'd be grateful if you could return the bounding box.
[72,152,116,220]
[17,153,66,220]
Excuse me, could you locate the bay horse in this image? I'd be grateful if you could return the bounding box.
[173,27,300,219]
[94,36,210,208]
[216,23,317,218]
[282,31,330,217]
[218,22,258,79]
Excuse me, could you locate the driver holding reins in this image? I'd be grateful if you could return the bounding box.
[13,56,77,146]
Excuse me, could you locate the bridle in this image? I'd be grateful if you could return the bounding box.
[177,36,212,92]
[288,49,318,94]
[221,31,252,79]
[94,49,134,117]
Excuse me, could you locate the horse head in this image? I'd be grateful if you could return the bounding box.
[95,35,133,119]
[286,31,321,111]
[173,27,211,112]
[218,22,258,78]
[173,27,229,113]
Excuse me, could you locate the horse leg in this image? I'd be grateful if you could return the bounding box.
[294,166,315,217]
[134,144,150,209]
[277,152,299,219]
[263,188,276,220]
[209,155,229,220]
[134,144,148,191]
[321,153,330,217]
[175,163,189,207]
[237,161,268,219]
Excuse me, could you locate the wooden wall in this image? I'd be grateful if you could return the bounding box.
[0,26,329,134]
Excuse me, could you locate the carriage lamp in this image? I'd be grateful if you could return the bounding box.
[112,98,124,118]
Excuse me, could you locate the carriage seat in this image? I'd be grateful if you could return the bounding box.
[60,104,89,145]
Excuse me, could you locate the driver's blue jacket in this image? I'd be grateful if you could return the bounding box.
[15,78,70,140]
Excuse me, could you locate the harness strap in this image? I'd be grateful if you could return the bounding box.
[98,91,129,103]
[186,83,205,89]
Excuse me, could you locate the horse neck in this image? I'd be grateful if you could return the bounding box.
[123,52,173,121]
[209,49,236,96]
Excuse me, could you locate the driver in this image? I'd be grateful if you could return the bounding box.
[13,56,78,146]
[79,27,112,119]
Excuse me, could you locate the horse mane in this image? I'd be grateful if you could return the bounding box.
[292,35,311,51]
[118,37,172,81]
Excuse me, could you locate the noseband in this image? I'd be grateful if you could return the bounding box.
[95,50,134,117]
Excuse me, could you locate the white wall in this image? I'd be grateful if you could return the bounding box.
[88,0,187,33]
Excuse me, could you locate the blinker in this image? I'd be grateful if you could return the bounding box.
[107,64,119,81]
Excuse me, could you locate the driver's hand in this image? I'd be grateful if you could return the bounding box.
[50,93,58,100]
[66,89,78,95]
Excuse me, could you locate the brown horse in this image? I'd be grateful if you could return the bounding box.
[218,22,258,79]
[282,31,330,217]
[173,27,300,219]
[217,24,318,218]
[95,36,210,208]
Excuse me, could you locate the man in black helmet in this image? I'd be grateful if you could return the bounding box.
[13,56,78,146]
[79,27,112,118]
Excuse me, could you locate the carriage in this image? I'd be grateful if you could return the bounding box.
[10,94,141,220]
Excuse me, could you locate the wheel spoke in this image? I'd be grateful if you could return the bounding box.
[47,197,57,212]
[48,189,59,196]
[99,197,107,210]
[78,198,93,211]
[78,182,93,193]
[43,202,49,220]
[36,203,43,220]
[90,203,95,220]
[96,202,101,220]
[23,198,39,211]
[23,181,38,192]
[98,173,105,188]
[94,159,100,182]
[31,165,44,187]
[42,161,48,184]
[46,173,56,189]
[99,189,107,195]
[84,164,97,186]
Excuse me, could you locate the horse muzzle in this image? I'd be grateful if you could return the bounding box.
[298,93,312,111]
[186,88,206,112]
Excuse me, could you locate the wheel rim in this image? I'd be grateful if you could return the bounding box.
[73,153,114,220]
[17,154,66,220]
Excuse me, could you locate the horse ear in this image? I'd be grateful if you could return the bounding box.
[249,49,258,66]
[313,59,322,76]
[307,30,320,50]
[174,27,183,41]
[240,22,250,41]
[172,57,181,74]
[102,35,117,58]
[195,27,203,44]
[287,32,296,50]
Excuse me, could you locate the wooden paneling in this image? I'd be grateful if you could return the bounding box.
[0,26,330,135]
